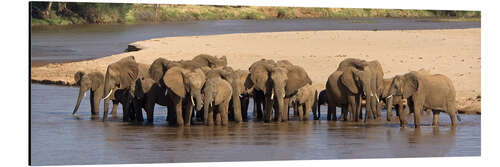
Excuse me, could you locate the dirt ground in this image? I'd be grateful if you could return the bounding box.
[31,28,481,114]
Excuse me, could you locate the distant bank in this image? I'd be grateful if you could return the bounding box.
[30,3,481,26]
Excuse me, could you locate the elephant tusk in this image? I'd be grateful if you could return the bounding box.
[375,95,380,103]
[83,92,87,98]
[191,96,195,106]
[239,94,243,98]
[386,94,393,99]
[103,90,113,100]
[271,92,274,100]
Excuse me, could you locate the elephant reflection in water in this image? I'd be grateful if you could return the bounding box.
[386,127,457,157]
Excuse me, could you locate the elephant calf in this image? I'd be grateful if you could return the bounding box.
[289,84,317,121]
[202,70,233,126]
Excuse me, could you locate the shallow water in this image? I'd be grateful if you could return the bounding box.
[30,84,480,165]
[30,18,480,63]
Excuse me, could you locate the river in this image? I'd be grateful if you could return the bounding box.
[30,18,481,165]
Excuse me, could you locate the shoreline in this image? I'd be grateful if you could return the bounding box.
[31,29,481,114]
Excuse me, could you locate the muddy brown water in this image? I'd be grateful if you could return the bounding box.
[30,84,480,165]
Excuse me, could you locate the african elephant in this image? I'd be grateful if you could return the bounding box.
[192,54,227,68]
[333,58,369,121]
[270,60,312,122]
[202,69,233,126]
[72,71,105,117]
[351,60,384,121]
[102,56,140,121]
[288,84,317,121]
[211,67,251,122]
[387,71,458,128]
[380,77,408,122]
[248,59,276,122]
[313,89,328,120]
[325,71,349,121]
[132,77,169,123]
[163,65,206,126]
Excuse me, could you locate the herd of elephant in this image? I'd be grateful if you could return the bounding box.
[72,54,460,128]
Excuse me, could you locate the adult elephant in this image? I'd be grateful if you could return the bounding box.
[202,69,233,126]
[334,58,369,122]
[102,56,140,121]
[133,77,169,123]
[72,71,107,117]
[212,67,251,123]
[162,65,206,126]
[351,60,384,120]
[248,59,276,122]
[324,71,349,121]
[387,71,459,128]
[192,54,227,68]
[270,60,312,122]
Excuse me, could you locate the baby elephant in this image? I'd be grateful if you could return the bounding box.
[387,71,458,128]
[289,84,317,121]
[203,70,233,126]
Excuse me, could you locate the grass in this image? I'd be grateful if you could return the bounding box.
[31,4,481,26]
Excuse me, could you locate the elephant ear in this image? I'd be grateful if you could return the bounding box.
[219,56,228,67]
[163,67,186,98]
[341,67,359,94]
[74,71,85,85]
[285,66,312,96]
[402,72,420,98]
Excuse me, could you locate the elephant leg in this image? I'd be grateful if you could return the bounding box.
[341,106,348,121]
[356,95,363,122]
[173,97,184,126]
[111,101,119,117]
[298,104,304,121]
[282,98,289,122]
[448,104,458,126]
[264,94,273,123]
[241,97,249,121]
[183,98,194,126]
[215,112,222,125]
[220,101,229,126]
[208,109,214,126]
[364,97,373,121]
[89,91,95,115]
[304,100,313,121]
[432,110,440,126]
[326,94,336,121]
[145,100,155,123]
[413,104,422,128]
[92,92,101,116]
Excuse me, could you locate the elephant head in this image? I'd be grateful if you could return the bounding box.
[72,71,104,115]
[102,56,140,120]
[337,58,369,94]
[163,66,206,111]
[149,57,172,84]
[388,72,420,100]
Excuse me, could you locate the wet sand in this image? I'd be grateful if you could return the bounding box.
[30,28,481,113]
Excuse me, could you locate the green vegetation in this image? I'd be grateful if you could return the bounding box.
[30,2,481,26]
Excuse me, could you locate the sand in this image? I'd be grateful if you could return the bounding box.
[31,28,481,114]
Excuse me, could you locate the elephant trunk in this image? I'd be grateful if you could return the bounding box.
[275,91,285,122]
[231,82,243,123]
[386,96,393,121]
[203,93,211,125]
[72,88,87,115]
[193,91,203,112]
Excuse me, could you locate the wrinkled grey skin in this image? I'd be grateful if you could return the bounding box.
[133,77,169,123]
[387,71,459,128]
[202,69,233,126]
[335,58,369,122]
[351,60,384,121]
[270,61,312,122]
[72,71,108,117]
[102,56,140,121]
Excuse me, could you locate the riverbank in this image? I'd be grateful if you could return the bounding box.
[31,28,481,114]
[31,3,481,26]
